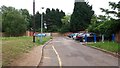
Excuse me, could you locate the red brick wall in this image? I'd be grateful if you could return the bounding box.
[51,32,62,37]
[26,31,39,36]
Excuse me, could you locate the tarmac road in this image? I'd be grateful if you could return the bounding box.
[39,37,119,68]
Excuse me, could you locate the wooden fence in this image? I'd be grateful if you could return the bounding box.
[116,31,120,43]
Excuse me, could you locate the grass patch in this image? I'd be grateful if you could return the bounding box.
[35,36,52,45]
[2,36,51,66]
[88,41,120,53]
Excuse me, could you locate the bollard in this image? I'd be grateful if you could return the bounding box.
[112,34,115,42]
[94,34,96,43]
[85,35,87,43]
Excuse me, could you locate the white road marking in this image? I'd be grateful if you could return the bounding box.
[52,45,62,68]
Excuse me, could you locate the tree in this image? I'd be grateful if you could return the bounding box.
[1,6,28,36]
[19,9,31,30]
[70,2,94,32]
[88,1,120,39]
[60,15,71,33]
[100,1,120,32]
[44,8,65,32]
[87,15,99,33]
[35,11,41,31]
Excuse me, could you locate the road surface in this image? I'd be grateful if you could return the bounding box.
[38,37,119,68]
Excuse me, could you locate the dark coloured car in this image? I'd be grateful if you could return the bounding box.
[68,33,75,38]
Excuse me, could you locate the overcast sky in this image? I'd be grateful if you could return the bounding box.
[0,0,119,15]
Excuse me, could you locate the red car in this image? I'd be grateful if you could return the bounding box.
[76,33,84,42]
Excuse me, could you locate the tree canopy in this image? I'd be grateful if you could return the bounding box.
[44,8,65,32]
[1,6,29,36]
[1,5,66,36]
[88,1,120,38]
[70,2,94,32]
[100,1,120,32]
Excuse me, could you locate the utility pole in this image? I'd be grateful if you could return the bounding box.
[33,0,35,42]
[40,7,44,43]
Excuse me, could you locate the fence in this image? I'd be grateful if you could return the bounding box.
[116,31,120,43]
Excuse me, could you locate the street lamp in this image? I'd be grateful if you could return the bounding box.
[33,0,35,42]
[44,22,47,29]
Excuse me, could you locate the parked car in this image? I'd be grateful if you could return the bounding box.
[35,33,46,37]
[72,33,79,40]
[82,33,97,42]
[75,33,84,42]
[75,32,95,42]
[68,33,74,38]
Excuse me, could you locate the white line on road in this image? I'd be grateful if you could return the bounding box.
[52,45,62,68]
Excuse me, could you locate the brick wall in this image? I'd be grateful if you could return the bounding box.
[51,32,62,37]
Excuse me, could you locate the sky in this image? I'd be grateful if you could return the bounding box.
[0,0,119,15]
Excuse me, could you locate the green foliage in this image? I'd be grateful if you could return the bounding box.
[35,11,41,31]
[70,2,94,32]
[32,8,65,32]
[88,1,120,38]
[88,15,118,38]
[59,15,71,33]
[101,1,120,18]
[59,24,70,33]
[61,15,70,24]
[19,9,31,30]
[44,8,65,32]
[100,1,120,32]
[1,6,30,36]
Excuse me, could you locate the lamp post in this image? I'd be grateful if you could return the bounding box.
[40,7,44,43]
[33,0,36,43]
[44,22,47,29]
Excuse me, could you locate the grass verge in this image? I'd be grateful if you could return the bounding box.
[2,36,51,66]
[88,41,120,53]
[35,36,52,45]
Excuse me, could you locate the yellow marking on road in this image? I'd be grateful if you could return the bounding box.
[44,57,51,59]
[52,46,62,68]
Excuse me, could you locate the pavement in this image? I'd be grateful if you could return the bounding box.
[10,45,43,66]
